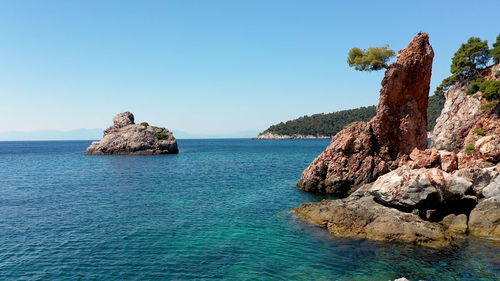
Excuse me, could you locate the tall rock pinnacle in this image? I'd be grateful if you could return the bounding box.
[297,33,434,195]
[372,33,434,157]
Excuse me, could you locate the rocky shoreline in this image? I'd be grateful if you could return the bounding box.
[293,34,500,247]
[85,112,178,155]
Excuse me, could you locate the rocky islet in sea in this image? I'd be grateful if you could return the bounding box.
[85,112,178,155]
[293,33,500,247]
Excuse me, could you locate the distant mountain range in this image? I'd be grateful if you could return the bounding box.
[0,129,103,141]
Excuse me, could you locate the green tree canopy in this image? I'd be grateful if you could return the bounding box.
[491,34,500,64]
[347,45,395,71]
[435,37,490,95]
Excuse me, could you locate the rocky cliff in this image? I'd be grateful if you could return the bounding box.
[431,64,500,152]
[85,112,178,155]
[297,33,434,195]
[293,35,500,247]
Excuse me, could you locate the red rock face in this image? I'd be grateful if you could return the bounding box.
[297,33,434,195]
[297,122,380,194]
[409,147,440,169]
[438,150,458,173]
[372,33,434,157]
[406,147,458,173]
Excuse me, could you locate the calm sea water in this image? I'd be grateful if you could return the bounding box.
[0,139,498,281]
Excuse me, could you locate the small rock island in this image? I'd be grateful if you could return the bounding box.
[85,112,178,155]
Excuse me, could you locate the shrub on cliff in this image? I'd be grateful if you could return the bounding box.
[435,37,490,96]
[347,45,395,71]
[480,101,499,111]
[154,132,168,140]
[465,144,474,155]
[467,80,500,101]
[473,128,485,136]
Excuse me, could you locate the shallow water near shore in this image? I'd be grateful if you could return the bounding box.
[0,139,498,280]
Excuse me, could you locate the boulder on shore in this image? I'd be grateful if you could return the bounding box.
[440,214,468,234]
[292,187,454,247]
[85,112,178,155]
[468,196,500,238]
[368,166,473,218]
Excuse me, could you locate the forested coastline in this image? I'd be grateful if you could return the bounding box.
[258,94,444,138]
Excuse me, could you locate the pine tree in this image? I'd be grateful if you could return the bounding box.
[490,34,500,64]
[435,37,490,95]
[347,45,395,71]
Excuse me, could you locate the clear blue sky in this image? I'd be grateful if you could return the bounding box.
[1,0,498,135]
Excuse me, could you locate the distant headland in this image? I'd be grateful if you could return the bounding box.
[254,95,444,139]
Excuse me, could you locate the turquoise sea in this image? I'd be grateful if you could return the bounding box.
[0,139,498,280]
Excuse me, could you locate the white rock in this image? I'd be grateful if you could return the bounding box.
[369,166,472,209]
[482,175,500,198]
